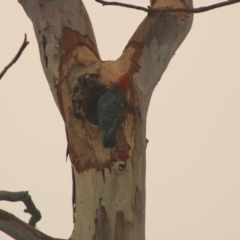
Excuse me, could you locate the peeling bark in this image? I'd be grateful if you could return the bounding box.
[18,0,193,239]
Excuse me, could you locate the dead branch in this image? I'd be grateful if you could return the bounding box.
[96,0,240,14]
[0,191,41,227]
[95,0,147,12]
[0,34,29,80]
[0,209,65,240]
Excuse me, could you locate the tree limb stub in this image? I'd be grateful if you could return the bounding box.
[0,191,41,227]
[96,0,240,14]
[0,34,29,80]
[0,209,65,240]
[18,0,193,239]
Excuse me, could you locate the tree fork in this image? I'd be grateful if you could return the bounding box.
[19,0,193,239]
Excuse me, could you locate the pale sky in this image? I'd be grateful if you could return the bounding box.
[0,1,240,239]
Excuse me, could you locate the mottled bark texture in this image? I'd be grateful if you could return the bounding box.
[17,0,193,239]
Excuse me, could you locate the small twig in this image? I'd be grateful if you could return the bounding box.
[96,0,240,14]
[0,209,65,240]
[95,0,147,12]
[0,191,41,227]
[0,34,29,80]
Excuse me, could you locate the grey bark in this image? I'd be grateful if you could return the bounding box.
[14,0,193,239]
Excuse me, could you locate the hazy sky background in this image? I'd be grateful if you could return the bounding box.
[0,1,240,239]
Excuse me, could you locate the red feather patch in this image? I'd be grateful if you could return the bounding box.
[117,74,129,93]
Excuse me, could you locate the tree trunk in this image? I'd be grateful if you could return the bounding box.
[19,0,193,239]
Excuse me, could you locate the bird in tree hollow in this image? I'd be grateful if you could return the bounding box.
[97,83,122,148]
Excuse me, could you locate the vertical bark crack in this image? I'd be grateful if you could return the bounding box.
[42,35,48,68]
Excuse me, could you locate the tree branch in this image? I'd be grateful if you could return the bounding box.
[95,0,240,14]
[0,34,29,80]
[0,209,65,240]
[0,191,41,227]
[95,0,147,12]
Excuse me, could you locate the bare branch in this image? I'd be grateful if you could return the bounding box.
[0,34,29,80]
[95,0,148,12]
[0,209,65,240]
[0,191,41,227]
[96,0,240,14]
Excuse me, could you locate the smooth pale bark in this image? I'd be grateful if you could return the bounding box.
[18,0,193,239]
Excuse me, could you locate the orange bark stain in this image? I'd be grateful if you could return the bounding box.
[58,27,99,80]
